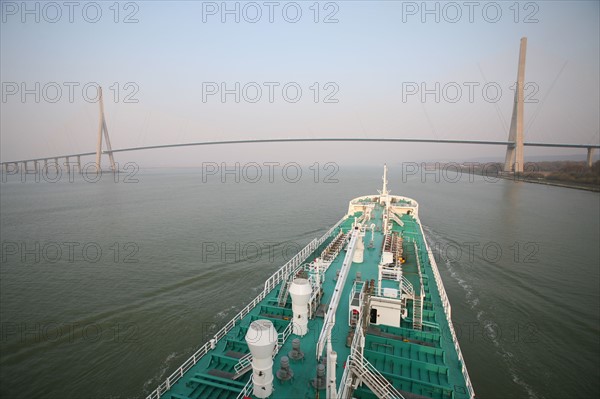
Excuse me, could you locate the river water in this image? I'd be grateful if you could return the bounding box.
[1,166,598,398]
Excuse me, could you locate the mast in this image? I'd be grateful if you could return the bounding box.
[378,164,390,206]
[382,164,389,196]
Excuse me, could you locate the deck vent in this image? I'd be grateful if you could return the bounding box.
[311,364,327,390]
[289,278,311,336]
[245,319,277,398]
[276,356,294,381]
[288,338,304,361]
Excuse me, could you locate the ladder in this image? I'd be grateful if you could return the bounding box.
[412,241,424,331]
[277,273,295,307]
[413,295,423,331]
[348,352,405,399]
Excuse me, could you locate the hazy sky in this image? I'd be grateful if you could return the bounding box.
[1,0,599,166]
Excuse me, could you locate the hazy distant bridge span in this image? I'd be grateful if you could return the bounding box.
[2,138,599,165]
[2,137,598,176]
[108,138,600,153]
[2,38,599,173]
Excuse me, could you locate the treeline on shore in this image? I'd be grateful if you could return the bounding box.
[458,161,600,187]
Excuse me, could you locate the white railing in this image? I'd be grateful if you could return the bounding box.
[276,274,290,305]
[351,314,364,356]
[235,378,253,399]
[390,213,404,227]
[277,273,294,307]
[317,215,347,247]
[341,304,366,399]
[349,280,365,301]
[400,276,414,298]
[308,273,321,319]
[233,353,252,375]
[380,263,401,282]
[413,242,424,330]
[264,238,318,293]
[371,287,402,300]
[276,320,293,355]
[338,355,354,399]
[145,239,319,399]
[416,220,475,399]
[234,319,293,380]
[322,230,347,263]
[421,320,440,330]
[348,351,405,399]
[413,242,423,278]
[317,229,359,360]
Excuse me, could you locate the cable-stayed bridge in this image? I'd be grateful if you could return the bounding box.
[1,38,598,175]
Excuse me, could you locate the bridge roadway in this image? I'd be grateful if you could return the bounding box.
[2,138,599,165]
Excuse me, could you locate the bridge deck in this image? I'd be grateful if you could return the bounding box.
[2,138,598,164]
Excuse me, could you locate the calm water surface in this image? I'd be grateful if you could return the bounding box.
[1,167,598,398]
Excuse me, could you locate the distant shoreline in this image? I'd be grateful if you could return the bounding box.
[495,175,600,192]
[439,160,600,193]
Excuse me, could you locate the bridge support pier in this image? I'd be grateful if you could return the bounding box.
[588,148,596,168]
[65,156,71,175]
[76,155,82,173]
[504,37,527,174]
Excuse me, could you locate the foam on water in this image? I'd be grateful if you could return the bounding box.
[424,225,541,399]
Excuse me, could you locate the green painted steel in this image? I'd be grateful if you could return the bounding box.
[159,203,472,399]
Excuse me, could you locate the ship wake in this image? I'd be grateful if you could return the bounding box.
[423,225,541,399]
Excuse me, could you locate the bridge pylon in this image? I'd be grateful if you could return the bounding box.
[95,87,117,172]
[504,37,527,173]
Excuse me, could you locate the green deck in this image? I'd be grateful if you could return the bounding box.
[157,203,472,399]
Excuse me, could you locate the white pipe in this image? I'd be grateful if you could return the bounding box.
[317,229,359,360]
[326,338,338,399]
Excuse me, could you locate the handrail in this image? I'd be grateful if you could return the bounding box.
[416,220,475,398]
[234,319,293,380]
[351,313,364,356]
[317,215,347,246]
[275,320,293,356]
[413,242,424,330]
[321,230,347,263]
[233,353,252,374]
[400,276,414,297]
[277,272,295,307]
[338,355,354,398]
[145,238,319,399]
[264,238,318,292]
[371,287,402,300]
[317,229,359,360]
[390,213,404,227]
[235,378,253,399]
[413,241,424,292]
[348,351,405,399]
